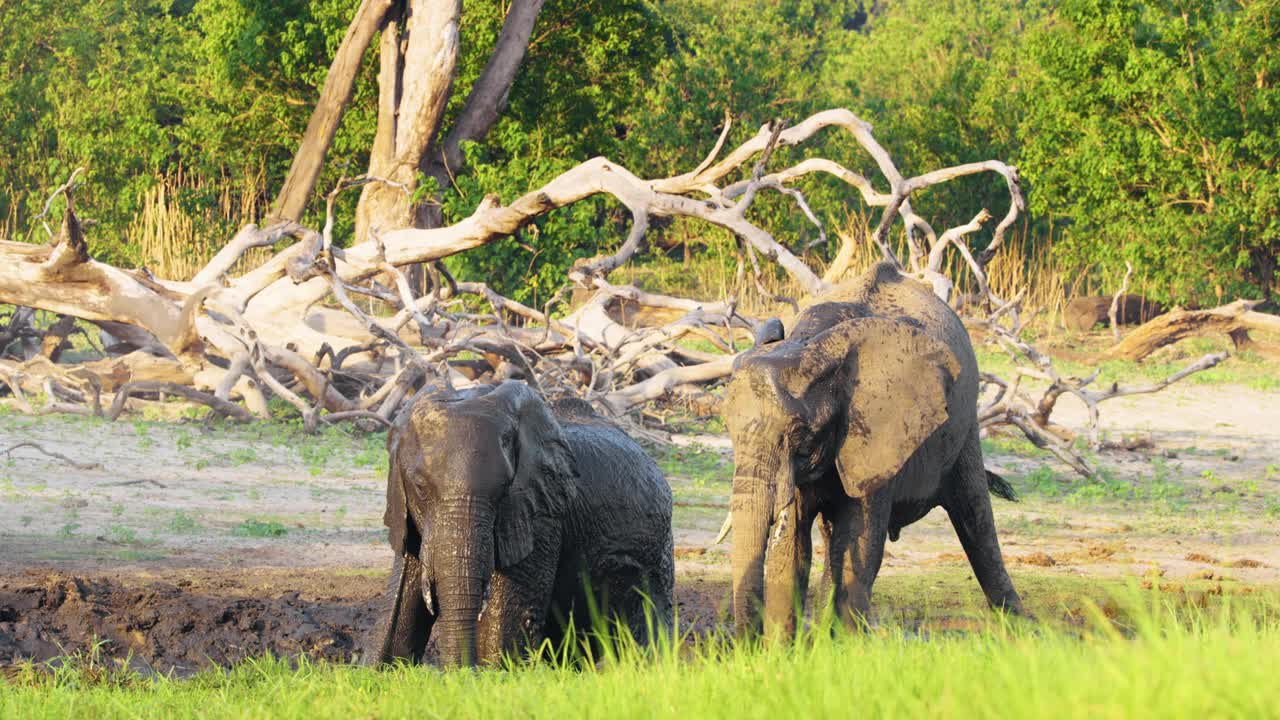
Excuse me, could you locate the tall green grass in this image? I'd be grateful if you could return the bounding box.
[5,593,1278,719]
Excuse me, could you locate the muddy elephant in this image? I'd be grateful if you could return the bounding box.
[724,262,1025,637]
[365,381,674,667]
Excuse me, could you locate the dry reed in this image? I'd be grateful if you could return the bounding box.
[130,166,269,281]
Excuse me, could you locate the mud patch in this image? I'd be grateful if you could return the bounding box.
[0,569,384,674]
[0,569,732,675]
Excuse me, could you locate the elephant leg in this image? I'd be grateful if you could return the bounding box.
[827,491,892,629]
[762,496,816,641]
[364,552,433,665]
[943,433,1025,615]
[478,523,563,665]
[626,531,677,646]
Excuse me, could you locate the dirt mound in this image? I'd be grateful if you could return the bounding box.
[0,570,383,674]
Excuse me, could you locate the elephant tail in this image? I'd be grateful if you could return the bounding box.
[985,469,1018,502]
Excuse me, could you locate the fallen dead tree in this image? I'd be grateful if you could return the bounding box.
[0,104,1232,480]
[1102,299,1280,361]
[971,298,1227,476]
[0,108,1023,424]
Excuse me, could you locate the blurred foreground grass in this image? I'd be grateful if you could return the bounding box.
[4,589,1278,719]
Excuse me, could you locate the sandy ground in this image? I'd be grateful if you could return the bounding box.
[1,379,1278,671]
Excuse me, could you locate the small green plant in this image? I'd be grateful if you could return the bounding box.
[353,434,388,473]
[1265,497,1280,519]
[57,522,80,538]
[228,447,258,465]
[175,430,194,451]
[20,515,33,527]
[110,502,125,517]
[167,511,199,534]
[106,525,138,545]
[1018,466,1062,497]
[232,518,288,538]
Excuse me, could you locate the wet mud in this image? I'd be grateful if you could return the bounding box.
[0,569,729,674]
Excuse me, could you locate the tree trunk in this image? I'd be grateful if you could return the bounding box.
[271,0,397,222]
[354,0,461,244]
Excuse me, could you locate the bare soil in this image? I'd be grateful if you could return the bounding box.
[1,373,1278,673]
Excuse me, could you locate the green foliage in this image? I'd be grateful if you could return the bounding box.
[441,0,667,304]
[230,518,287,538]
[1,0,1277,303]
[167,511,200,534]
[1018,0,1280,304]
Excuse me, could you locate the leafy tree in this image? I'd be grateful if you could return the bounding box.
[818,0,1039,242]
[1018,0,1280,304]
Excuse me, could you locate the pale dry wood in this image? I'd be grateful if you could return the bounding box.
[3,101,1205,466]
[1108,261,1135,342]
[1103,299,1280,361]
[107,381,254,422]
[272,0,396,221]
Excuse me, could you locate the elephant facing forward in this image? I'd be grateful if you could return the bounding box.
[725,261,1025,637]
[365,382,674,667]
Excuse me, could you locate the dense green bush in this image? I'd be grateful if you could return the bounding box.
[0,0,1275,304]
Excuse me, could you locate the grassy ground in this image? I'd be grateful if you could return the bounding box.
[4,593,1278,719]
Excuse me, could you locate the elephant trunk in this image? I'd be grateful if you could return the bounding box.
[730,453,786,636]
[433,499,496,668]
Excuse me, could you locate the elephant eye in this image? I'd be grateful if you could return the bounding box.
[500,427,517,458]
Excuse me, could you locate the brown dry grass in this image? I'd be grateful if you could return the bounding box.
[129,166,269,281]
[649,214,1092,330]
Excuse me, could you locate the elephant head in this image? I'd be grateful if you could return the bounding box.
[723,316,961,633]
[378,381,576,666]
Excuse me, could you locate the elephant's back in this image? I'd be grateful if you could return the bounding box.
[561,422,672,538]
[795,262,978,381]
[561,422,674,606]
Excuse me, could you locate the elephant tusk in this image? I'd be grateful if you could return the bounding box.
[714,512,733,544]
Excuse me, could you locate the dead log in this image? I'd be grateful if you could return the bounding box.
[1103,300,1280,361]
[107,381,254,422]
[40,315,77,361]
[271,0,396,221]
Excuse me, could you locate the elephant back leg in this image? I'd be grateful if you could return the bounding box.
[630,530,676,644]
[942,431,1025,614]
[364,552,432,665]
[824,490,892,628]
[813,514,835,611]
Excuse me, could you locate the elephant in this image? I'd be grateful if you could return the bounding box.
[724,261,1025,637]
[365,381,674,667]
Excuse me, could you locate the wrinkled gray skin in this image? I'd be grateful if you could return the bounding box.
[725,262,1025,637]
[365,382,674,667]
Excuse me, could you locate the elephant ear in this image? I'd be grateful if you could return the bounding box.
[491,383,576,569]
[383,420,423,556]
[805,318,963,497]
